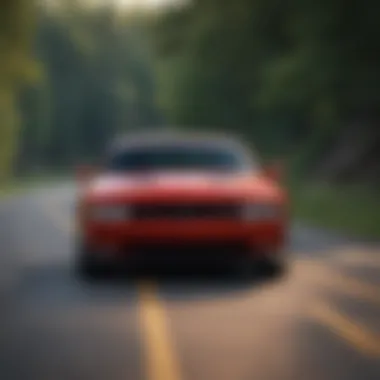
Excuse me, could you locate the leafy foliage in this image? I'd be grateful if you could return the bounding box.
[150,0,380,167]
[2,0,380,183]
[0,0,37,182]
[3,1,164,176]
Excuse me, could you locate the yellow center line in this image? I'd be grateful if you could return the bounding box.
[305,263,380,305]
[308,300,380,358]
[138,281,182,380]
[40,195,182,378]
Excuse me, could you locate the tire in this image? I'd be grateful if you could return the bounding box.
[234,257,254,280]
[261,255,288,279]
[75,247,105,281]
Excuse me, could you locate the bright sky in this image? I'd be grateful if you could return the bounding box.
[117,0,175,6]
[99,0,184,9]
[43,0,188,11]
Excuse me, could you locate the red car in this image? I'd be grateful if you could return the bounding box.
[75,131,288,278]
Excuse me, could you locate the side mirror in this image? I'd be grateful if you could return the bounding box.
[75,164,97,184]
[262,161,284,182]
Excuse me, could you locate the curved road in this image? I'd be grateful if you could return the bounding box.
[1,183,380,380]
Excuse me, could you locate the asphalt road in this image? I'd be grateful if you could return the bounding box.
[1,183,380,380]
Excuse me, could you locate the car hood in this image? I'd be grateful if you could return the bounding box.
[83,171,283,202]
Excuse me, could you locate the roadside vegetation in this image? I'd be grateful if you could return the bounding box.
[1,0,379,237]
[289,184,380,240]
[0,173,65,198]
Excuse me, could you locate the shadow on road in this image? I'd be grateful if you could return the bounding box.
[17,261,285,308]
[82,264,286,303]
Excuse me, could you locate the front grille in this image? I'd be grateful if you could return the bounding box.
[130,241,249,258]
[131,203,241,220]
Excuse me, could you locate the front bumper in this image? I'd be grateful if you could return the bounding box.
[81,220,286,260]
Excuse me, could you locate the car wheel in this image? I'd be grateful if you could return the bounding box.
[261,255,287,279]
[76,247,105,281]
[234,257,254,280]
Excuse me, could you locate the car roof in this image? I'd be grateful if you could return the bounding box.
[107,129,250,155]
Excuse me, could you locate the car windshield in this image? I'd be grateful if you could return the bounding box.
[106,144,254,173]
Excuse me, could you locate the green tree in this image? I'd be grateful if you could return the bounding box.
[17,2,163,172]
[0,0,37,182]
[150,0,380,161]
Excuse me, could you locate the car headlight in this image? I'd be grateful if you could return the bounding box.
[89,205,130,221]
[242,203,280,221]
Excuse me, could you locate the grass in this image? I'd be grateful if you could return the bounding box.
[290,182,380,240]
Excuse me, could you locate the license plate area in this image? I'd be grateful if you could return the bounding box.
[130,241,248,259]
